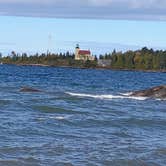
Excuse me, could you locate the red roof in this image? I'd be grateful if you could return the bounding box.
[78,50,91,55]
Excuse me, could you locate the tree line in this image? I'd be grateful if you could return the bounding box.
[0,47,166,70]
[99,47,166,70]
[0,51,97,68]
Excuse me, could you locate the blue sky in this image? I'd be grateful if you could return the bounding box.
[0,0,166,55]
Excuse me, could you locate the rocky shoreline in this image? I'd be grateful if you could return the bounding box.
[9,63,166,73]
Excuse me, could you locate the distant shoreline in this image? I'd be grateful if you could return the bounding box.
[17,63,50,67]
[2,63,166,73]
[1,47,166,71]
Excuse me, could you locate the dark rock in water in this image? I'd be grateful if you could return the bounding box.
[20,87,42,93]
[131,85,166,99]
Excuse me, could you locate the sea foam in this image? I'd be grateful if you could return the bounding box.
[66,92,147,101]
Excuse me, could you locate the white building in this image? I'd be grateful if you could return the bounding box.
[75,44,94,61]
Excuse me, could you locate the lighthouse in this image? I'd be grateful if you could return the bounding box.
[74,44,94,61]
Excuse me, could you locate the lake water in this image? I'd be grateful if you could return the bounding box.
[0,64,166,166]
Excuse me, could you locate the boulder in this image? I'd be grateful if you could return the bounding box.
[20,87,42,93]
[130,85,166,99]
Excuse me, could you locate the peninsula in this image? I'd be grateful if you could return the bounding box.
[0,46,166,71]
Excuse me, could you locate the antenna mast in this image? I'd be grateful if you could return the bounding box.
[47,33,52,54]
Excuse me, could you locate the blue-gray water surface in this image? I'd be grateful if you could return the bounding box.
[0,64,166,166]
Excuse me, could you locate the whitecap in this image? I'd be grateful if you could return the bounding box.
[119,92,133,96]
[49,116,66,120]
[55,116,65,120]
[124,96,148,101]
[36,117,46,121]
[66,92,147,101]
[156,98,166,101]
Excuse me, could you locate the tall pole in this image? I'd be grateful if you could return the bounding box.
[47,33,52,55]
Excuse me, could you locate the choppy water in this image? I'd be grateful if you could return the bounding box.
[0,64,166,166]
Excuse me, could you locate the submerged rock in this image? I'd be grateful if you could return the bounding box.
[20,87,42,93]
[130,85,166,99]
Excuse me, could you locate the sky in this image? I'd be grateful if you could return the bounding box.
[0,0,166,55]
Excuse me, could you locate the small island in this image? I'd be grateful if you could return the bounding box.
[0,45,166,72]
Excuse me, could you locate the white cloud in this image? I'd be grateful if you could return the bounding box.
[0,0,166,20]
[0,0,165,9]
[89,0,112,6]
[128,0,166,9]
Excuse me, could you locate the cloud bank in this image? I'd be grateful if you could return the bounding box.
[0,0,166,20]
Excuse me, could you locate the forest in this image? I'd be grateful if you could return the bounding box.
[0,47,166,70]
[100,47,166,70]
[0,51,98,68]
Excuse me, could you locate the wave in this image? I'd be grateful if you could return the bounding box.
[49,116,67,120]
[66,92,148,101]
[37,115,70,121]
